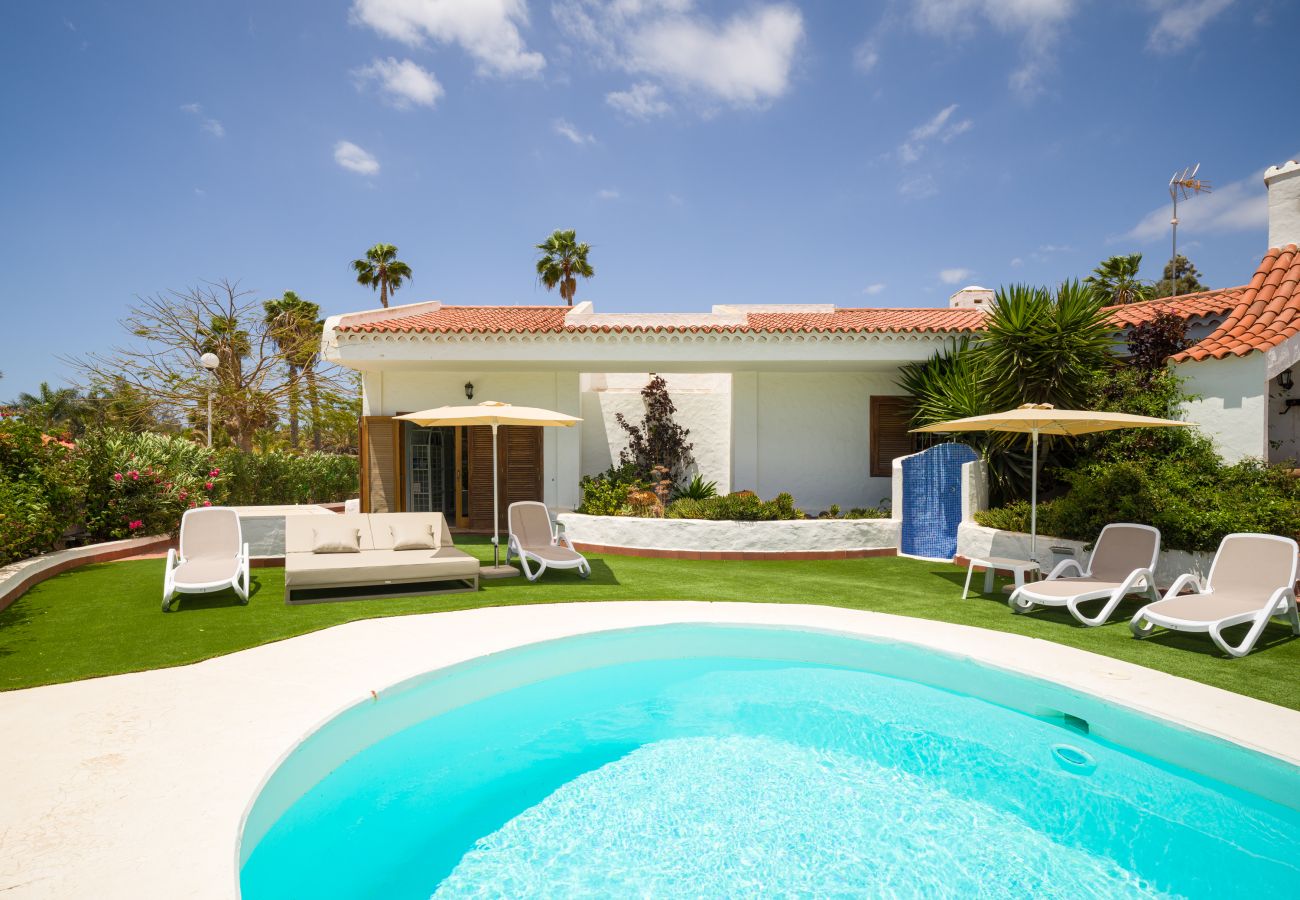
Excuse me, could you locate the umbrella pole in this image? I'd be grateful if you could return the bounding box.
[492,422,500,568]
[1030,429,1039,563]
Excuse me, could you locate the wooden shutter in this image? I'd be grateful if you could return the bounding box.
[466,425,545,531]
[361,416,401,513]
[467,426,496,531]
[504,426,544,508]
[870,397,916,478]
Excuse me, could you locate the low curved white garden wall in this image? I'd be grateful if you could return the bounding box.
[557,513,900,555]
[957,523,1213,589]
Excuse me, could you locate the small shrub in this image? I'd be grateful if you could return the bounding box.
[845,505,891,519]
[676,474,718,501]
[615,375,695,481]
[664,491,803,522]
[578,464,645,516]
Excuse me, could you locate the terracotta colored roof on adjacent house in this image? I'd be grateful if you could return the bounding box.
[1104,290,1244,328]
[1171,245,1300,362]
[336,305,988,335]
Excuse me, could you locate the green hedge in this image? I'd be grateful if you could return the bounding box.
[0,423,359,562]
[974,458,1300,553]
[215,450,358,506]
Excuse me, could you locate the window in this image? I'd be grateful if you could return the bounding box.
[869,396,916,478]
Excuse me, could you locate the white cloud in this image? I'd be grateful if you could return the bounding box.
[606,82,672,119]
[354,57,444,108]
[1147,0,1235,53]
[853,40,879,73]
[553,118,595,145]
[1124,168,1266,243]
[597,188,620,200]
[910,0,1076,100]
[180,103,224,138]
[334,140,381,175]
[557,1,804,110]
[939,267,975,285]
[350,0,544,77]
[898,104,973,164]
[898,173,939,199]
[1010,257,1024,268]
[862,283,886,295]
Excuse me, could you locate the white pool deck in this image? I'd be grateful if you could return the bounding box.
[2,601,1299,899]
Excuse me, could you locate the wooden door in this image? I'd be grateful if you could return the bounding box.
[467,425,544,531]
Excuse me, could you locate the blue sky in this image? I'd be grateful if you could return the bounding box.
[2,0,1295,395]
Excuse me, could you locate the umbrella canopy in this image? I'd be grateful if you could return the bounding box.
[911,404,1193,438]
[395,401,582,572]
[395,400,581,429]
[912,404,1191,562]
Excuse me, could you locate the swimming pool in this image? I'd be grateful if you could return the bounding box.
[239,625,1300,898]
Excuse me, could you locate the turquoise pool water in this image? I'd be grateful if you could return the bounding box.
[239,625,1300,898]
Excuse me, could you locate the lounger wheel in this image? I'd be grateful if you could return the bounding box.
[578,566,590,580]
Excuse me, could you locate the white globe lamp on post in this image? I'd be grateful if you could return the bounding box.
[199,352,220,448]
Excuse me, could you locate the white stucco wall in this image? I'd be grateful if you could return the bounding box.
[362,370,582,510]
[1175,353,1269,463]
[579,373,731,488]
[746,371,903,514]
[558,513,899,554]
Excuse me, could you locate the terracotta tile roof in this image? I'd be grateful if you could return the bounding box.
[1103,290,1244,328]
[336,305,988,335]
[1171,245,1300,362]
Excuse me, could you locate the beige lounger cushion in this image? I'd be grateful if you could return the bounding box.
[173,557,242,586]
[1021,578,1125,600]
[286,547,478,588]
[1088,526,1159,582]
[523,545,585,563]
[390,520,437,551]
[311,523,361,554]
[511,504,557,550]
[1139,591,1272,623]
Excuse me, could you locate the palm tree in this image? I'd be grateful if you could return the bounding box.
[263,291,322,450]
[15,382,88,435]
[1084,254,1153,305]
[535,229,594,306]
[350,243,412,308]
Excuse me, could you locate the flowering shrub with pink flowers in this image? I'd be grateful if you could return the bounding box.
[0,420,84,566]
[80,430,222,541]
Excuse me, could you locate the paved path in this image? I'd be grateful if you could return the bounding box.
[2,601,1297,899]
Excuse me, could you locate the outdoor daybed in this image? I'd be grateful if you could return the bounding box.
[284,512,479,603]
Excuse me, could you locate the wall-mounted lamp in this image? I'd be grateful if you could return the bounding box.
[1280,369,1294,391]
[464,381,475,400]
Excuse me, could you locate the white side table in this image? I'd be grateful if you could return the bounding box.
[963,556,1040,599]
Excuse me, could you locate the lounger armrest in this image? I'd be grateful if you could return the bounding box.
[165,547,177,571]
[1116,567,1155,595]
[1266,585,1296,615]
[1046,558,1084,581]
[1162,573,1202,601]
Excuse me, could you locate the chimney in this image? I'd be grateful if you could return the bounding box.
[1265,160,1300,249]
[948,285,995,310]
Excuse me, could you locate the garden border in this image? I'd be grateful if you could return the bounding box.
[558,513,900,559]
[0,535,173,613]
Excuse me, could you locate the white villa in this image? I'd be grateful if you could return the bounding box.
[323,160,1300,528]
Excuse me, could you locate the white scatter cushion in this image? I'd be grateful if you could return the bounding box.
[390,520,437,551]
[312,523,361,554]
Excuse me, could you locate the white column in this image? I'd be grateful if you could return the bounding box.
[730,371,759,493]
[360,370,384,416]
[554,371,582,510]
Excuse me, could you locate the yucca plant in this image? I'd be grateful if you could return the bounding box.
[676,474,718,501]
[897,281,1117,503]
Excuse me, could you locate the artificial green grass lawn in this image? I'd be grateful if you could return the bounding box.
[2,536,1298,708]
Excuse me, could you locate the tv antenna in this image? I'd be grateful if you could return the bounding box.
[1167,164,1211,295]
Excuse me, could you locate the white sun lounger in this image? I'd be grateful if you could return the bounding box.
[1008,523,1160,626]
[506,501,590,582]
[1130,533,1300,657]
[162,506,250,611]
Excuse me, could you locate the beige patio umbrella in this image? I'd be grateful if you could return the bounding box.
[396,401,582,574]
[912,404,1192,561]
